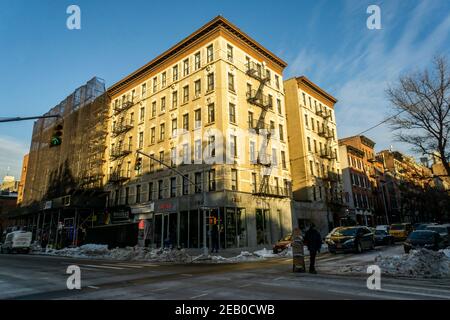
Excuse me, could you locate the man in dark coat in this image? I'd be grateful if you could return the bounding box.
[210,224,219,253]
[304,224,322,274]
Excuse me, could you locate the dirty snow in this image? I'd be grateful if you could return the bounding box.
[341,249,450,278]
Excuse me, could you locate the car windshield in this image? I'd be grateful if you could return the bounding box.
[408,232,434,240]
[375,230,387,235]
[427,227,447,234]
[332,228,357,236]
[391,224,406,230]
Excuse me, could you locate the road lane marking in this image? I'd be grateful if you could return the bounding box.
[380,288,450,299]
[327,288,407,300]
[79,264,125,270]
[135,263,160,267]
[87,286,100,289]
[238,284,252,288]
[181,274,193,277]
[105,263,144,269]
[190,293,208,299]
[151,287,169,292]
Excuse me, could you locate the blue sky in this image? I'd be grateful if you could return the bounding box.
[0,0,449,180]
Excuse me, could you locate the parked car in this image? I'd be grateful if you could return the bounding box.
[272,234,292,253]
[426,224,450,245]
[404,230,446,253]
[326,226,375,254]
[0,231,32,254]
[389,223,413,241]
[415,223,438,231]
[374,229,395,245]
[375,225,390,232]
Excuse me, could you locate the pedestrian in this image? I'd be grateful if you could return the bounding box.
[211,224,219,253]
[304,224,322,274]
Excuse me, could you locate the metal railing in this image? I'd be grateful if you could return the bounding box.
[114,99,134,115]
[110,144,133,160]
[318,128,334,139]
[108,170,131,183]
[246,61,270,82]
[320,149,337,160]
[253,185,289,198]
[315,108,330,119]
[112,119,134,136]
[246,90,273,109]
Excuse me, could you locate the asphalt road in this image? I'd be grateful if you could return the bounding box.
[0,246,449,300]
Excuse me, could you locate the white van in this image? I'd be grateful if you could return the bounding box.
[0,231,32,254]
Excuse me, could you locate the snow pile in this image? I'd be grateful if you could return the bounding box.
[44,244,110,258]
[441,248,450,259]
[374,249,450,278]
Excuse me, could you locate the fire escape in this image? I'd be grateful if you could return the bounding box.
[108,96,134,184]
[246,62,286,198]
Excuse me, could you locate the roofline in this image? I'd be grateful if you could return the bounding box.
[295,76,338,104]
[107,16,288,96]
[339,135,376,147]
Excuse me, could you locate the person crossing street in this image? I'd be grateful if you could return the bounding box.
[304,224,322,274]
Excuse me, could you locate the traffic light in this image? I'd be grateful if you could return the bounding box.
[135,157,142,171]
[50,124,63,147]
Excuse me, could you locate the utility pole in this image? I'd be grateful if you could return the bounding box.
[136,150,209,256]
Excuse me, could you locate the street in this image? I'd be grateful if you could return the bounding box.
[1,245,450,300]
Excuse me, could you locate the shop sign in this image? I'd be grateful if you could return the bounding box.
[111,209,131,223]
[155,201,177,212]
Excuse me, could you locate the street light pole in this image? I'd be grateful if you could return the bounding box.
[136,150,208,256]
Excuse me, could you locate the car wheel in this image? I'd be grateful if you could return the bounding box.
[355,241,362,253]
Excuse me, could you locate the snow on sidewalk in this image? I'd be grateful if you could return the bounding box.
[341,248,450,278]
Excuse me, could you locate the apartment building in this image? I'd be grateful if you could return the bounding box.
[16,154,29,205]
[104,16,293,249]
[284,77,343,236]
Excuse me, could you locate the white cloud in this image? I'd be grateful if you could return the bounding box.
[0,135,29,180]
[285,2,450,157]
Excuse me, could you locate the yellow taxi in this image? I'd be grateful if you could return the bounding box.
[389,223,413,241]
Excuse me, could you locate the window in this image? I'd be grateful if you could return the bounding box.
[131,89,135,102]
[161,96,166,112]
[310,161,314,175]
[138,131,144,149]
[158,180,163,199]
[182,175,189,195]
[276,99,282,114]
[161,72,167,87]
[182,143,189,164]
[183,85,189,103]
[281,151,287,169]
[183,59,189,76]
[151,101,156,117]
[307,137,311,151]
[251,172,257,193]
[272,148,278,166]
[141,83,147,97]
[194,52,201,70]
[136,185,141,203]
[302,93,306,106]
[250,141,256,163]
[279,124,284,141]
[159,151,164,169]
[311,118,315,131]
[170,177,177,197]
[159,123,165,141]
[208,169,216,191]
[230,134,237,158]
[150,153,155,172]
[172,65,178,82]
[150,127,155,144]
[268,94,273,109]
[139,107,145,122]
[304,114,308,127]
[153,77,157,93]
[227,44,233,62]
[172,91,178,108]
[148,182,153,201]
[231,169,238,191]
[229,103,236,123]
[125,187,129,205]
[207,44,213,63]
[130,112,135,125]
[195,139,202,162]
[183,113,189,131]
[248,111,254,128]
[266,69,271,85]
[228,73,235,91]
[207,135,215,158]
[194,109,201,128]
[194,79,201,97]
[208,103,215,123]
[207,72,214,91]
[171,118,177,137]
[314,140,317,153]
[275,75,280,89]
[274,177,279,194]
[195,172,202,193]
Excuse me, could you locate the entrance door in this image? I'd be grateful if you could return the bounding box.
[256,209,270,245]
[154,213,177,248]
